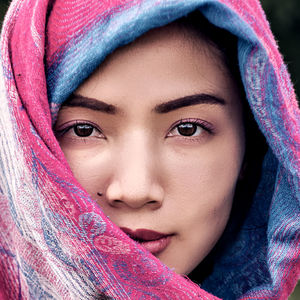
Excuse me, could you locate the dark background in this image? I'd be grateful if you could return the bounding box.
[0,0,299,297]
[261,0,299,99]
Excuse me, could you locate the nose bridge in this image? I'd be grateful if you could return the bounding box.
[107,129,163,207]
[122,131,152,185]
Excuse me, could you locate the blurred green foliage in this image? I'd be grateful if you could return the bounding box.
[0,0,298,297]
[0,0,8,24]
[290,283,300,300]
[261,0,300,97]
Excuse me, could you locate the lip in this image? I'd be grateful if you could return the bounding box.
[121,227,173,255]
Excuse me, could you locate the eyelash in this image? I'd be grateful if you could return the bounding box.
[54,118,214,140]
[54,120,104,139]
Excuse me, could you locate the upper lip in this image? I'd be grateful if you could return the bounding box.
[120,227,172,241]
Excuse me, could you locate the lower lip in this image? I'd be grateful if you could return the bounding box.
[139,235,172,255]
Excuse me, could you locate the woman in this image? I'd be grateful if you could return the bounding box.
[0,0,299,299]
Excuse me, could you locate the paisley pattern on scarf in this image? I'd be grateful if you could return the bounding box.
[0,0,299,299]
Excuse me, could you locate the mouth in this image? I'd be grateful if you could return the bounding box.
[120,227,173,255]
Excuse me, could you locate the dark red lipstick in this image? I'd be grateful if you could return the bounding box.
[121,227,173,255]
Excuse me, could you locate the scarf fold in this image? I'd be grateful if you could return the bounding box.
[0,0,299,299]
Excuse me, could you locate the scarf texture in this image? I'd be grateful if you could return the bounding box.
[0,0,299,299]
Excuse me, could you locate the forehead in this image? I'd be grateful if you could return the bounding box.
[75,21,242,117]
[79,23,230,91]
[100,22,223,70]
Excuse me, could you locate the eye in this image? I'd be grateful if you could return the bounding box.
[167,119,213,138]
[54,121,104,139]
[176,123,201,136]
[73,124,95,137]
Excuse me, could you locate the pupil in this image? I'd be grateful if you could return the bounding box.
[178,123,197,136]
[74,124,93,137]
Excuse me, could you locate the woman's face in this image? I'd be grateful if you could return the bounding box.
[55,24,245,275]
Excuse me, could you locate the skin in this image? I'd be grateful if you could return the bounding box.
[55,23,245,275]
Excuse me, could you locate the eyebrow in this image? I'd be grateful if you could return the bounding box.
[154,94,226,113]
[62,94,117,114]
[62,93,225,114]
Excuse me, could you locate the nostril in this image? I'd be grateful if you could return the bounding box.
[147,199,163,209]
[108,199,123,208]
[113,199,123,204]
[110,198,160,209]
[148,200,158,205]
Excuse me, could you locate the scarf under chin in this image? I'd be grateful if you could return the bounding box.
[0,0,299,299]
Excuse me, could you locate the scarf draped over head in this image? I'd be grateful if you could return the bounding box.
[0,0,299,299]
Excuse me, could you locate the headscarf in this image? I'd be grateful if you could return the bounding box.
[0,0,299,299]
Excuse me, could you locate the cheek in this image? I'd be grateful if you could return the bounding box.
[163,127,245,234]
[61,148,112,196]
[165,131,244,205]
[160,131,244,274]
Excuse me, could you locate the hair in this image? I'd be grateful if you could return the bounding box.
[174,11,268,282]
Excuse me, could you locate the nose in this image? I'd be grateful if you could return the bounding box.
[105,133,164,210]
